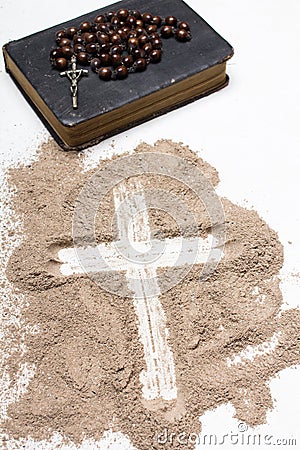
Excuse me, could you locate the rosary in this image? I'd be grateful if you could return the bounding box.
[50,9,192,109]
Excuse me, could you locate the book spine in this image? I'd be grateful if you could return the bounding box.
[2,44,11,73]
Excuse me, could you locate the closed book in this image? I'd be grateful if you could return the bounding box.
[2,0,233,150]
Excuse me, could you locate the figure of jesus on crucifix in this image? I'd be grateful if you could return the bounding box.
[60,55,88,109]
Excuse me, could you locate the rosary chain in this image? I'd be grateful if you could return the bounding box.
[50,9,192,81]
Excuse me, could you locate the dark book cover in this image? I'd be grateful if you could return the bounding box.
[3,0,233,149]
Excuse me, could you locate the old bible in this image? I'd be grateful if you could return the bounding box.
[3,0,233,150]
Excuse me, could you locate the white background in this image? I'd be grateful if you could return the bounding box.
[0,0,299,449]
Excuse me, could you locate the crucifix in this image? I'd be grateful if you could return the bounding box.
[60,55,88,109]
[58,179,218,401]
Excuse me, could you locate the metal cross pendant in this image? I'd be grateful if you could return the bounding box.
[60,56,88,109]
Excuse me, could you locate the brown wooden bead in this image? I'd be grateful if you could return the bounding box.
[142,13,152,24]
[111,16,120,26]
[165,15,177,26]
[152,15,162,26]
[86,43,98,54]
[99,67,112,81]
[128,31,138,39]
[178,21,190,31]
[131,10,142,19]
[58,37,71,47]
[110,33,122,44]
[97,32,109,44]
[50,48,63,59]
[149,49,162,63]
[132,48,146,60]
[73,43,85,53]
[111,53,122,67]
[77,52,89,65]
[135,27,144,36]
[135,57,147,71]
[97,23,110,33]
[175,29,189,42]
[115,65,128,79]
[99,53,112,65]
[110,45,122,55]
[73,35,84,44]
[80,21,92,32]
[151,38,162,49]
[90,58,102,72]
[106,11,116,21]
[66,26,78,38]
[55,30,66,43]
[117,28,127,40]
[143,43,152,54]
[138,35,148,46]
[61,46,73,59]
[146,25,157,34]
[149,32,160,41]
[117,9,129,19]
[127,15,136,26]
[100,42,111,52]
[55,57,68,70]
[94,14,105,24]
[84,33,97,43]
[122,26,131,35]
[128,37,139,49]
[122,55,134,67]
[161,25,173,38]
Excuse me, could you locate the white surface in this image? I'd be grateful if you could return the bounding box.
[0,0,300,449]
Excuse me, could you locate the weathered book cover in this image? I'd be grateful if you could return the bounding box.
[3,0,233,150]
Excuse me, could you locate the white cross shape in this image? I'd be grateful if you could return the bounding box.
[59,179,217,401]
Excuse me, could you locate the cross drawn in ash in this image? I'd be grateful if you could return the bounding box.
[60,55,88,109]
[59,178,222,401]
